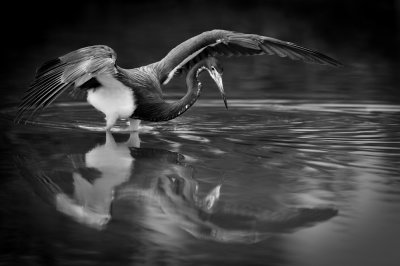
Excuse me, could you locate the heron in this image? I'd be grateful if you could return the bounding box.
[15,29,342,130]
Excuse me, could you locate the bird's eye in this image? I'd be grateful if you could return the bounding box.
[211,66,216,71]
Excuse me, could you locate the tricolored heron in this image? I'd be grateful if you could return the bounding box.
[15,29,342,130]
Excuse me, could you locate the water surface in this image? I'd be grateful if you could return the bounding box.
[1,100,399,266]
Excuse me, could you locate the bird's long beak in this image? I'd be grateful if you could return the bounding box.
[209,69,228,109]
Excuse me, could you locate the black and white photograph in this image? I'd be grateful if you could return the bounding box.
[0,1,399,265]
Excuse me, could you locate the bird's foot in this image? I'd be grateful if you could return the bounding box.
[125,119,141,132]
[136,125,154,131]
[98,118,154,132]
[123,125,154,132]
[123,119,154,132]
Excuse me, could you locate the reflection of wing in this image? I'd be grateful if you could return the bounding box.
[257,207,338,232]
[206,206,337,233]
[14,155,62,205]
[180,206,338,242]
[55,193,110,229]
[184,224,271,244]
[155,172,338,243]
[15,155,111,229]
[130,148,185,163]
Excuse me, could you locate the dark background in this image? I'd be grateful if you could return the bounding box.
[0,2,399,266]
[0,0,399,106]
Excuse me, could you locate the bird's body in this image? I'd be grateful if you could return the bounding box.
[87,74,137,129]
[15,30,342,130]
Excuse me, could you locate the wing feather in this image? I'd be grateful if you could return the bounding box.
[15,45,118,123]
[158,30,342,84]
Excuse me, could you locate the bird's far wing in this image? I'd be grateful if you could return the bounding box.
[15,45,118,123]
[158,29,343,85]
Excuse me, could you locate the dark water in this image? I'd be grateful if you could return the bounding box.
[1,101,400,266]
[1,1,400,266]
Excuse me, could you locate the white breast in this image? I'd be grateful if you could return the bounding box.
[87,75,136,120]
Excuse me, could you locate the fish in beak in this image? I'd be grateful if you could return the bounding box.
[208,68,228,109]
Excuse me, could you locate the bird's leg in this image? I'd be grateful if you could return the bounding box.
[105,131,117,147]
[125,132,141,148]
[105,114,118,131]
[126,119,141,131]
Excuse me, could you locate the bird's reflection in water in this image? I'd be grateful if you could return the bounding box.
[135,173,338,244]
[16,131,337,243]
[16,131,140,229]
[57,132,139,228]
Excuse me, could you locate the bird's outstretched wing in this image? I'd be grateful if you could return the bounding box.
[15,45,118,123]
[157,29,343,84]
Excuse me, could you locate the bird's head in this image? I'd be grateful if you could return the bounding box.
[202,57,227,109]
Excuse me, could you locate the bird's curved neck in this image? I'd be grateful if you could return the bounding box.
[167,65,204,119]
[133,61,204,122]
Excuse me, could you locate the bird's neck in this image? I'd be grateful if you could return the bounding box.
[167,65,203,118]
[133,62,204,122]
